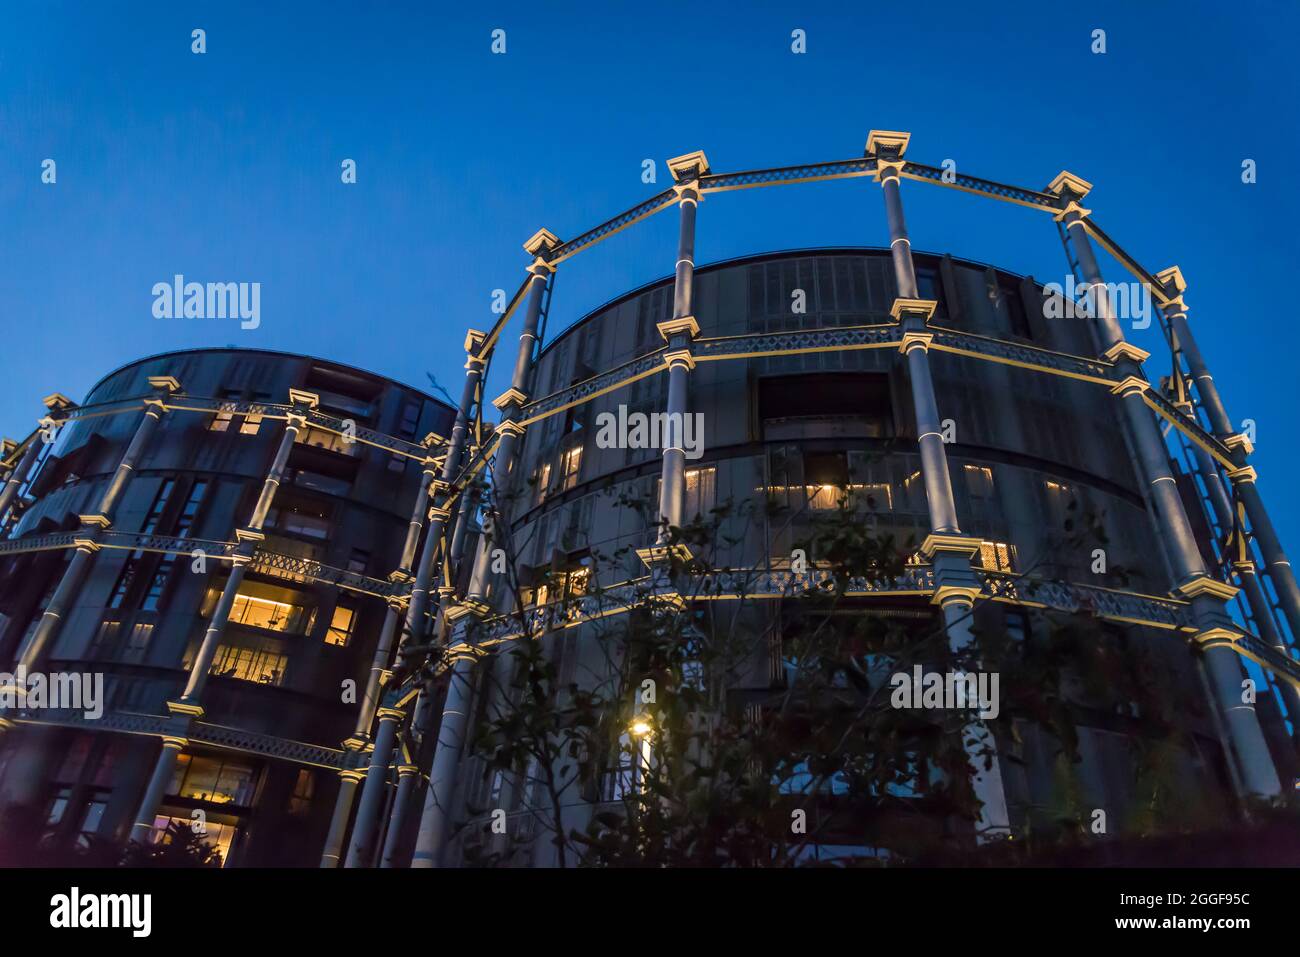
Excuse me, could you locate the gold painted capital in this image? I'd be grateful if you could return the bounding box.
[1052,200,1093,223]
[1046,170,1093,199]
[1102,341,1150,364]
[666,150,711,182]
[463,329,487,354]
[1191,626,1241,649]
[899,331,934,355]
[1226,465,1258,484]
[492,387,528,411]
[1155,265,1187,295]
[1178,576,1239,602]
[657,316,700,341]
[890,297,938,323]
[1109,375,1149,397]
[866,129,911,158]
[523,228,560,257]
[636,543,693,567]
[288,388,320,409]
[528,256,556,277]
[167,698,204,718]
[43,393,75,412]
[919,533,982,560]
[1223,433,1254,457]
[495,419,526,437]
[147,375,182,393]
[662,349,696,371]
[933,584,982,607]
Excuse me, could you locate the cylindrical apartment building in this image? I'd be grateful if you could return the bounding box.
[0,348,455,866]
[437,246,1295,864]
[2,139,1295,869]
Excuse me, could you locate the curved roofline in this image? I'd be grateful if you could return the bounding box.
[84,346,453,410]
[537,245,1037,359]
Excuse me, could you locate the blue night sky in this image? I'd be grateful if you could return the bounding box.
[1,2,1297,545]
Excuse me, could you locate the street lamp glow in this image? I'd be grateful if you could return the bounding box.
[629,717,653,738]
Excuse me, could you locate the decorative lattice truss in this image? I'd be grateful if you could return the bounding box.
[520,347,670,424]
[927,328,1117,384]
[548,190,679,265]
[247,548,408,600]
[899,162,1060,211]
[8,710,357,770]
[693,323,901,362]
[0,530,406,600]
[448,566,1297,689]
[699,158,877,193]
[1143,388,1236,468]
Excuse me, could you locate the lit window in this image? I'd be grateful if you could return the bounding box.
[126,622,154,650]
[807,484,843,510]
[567,566,591,598]
[964,465,995,499]
[558,445,582,491]
[287,769,315,816]
[209,644,288,685]
[239,411,263,435]
[208,390,243,433]
[978,540,1016,573]
[325,604,356,647]
[535,461,553,504]
[527,562,590,607]
[223,583,313,634]
[169,754,257,805]
[91,620,121,653]
[151,815,238,867]
[684,466,716,518]
[1044,479,1075,522]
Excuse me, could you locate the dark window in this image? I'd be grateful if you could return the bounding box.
[396,400,421,439]
[758,373,894,437]
[108,559,142,610]
[174,479,208,538]
[915,265,947,318]
[1001,279,1031,339]
[141,480,176,534]
[140,561,172,611]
